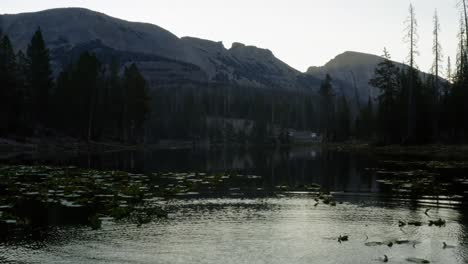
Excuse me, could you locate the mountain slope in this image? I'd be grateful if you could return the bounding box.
[307,51,389,103]
[0,8,319,90]
[0,8,439,102]
[306,51,440,104]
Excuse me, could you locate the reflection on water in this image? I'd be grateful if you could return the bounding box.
[1,146,468,264]
[56,147,380,194]
[1,196,467,264]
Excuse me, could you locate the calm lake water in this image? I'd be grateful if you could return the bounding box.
[1,146,467,264]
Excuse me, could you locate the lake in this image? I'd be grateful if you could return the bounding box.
[1,146,467,264]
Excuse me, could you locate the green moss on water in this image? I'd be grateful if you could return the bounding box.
[110,206,132,220]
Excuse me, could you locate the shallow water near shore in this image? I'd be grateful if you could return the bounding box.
[1,146,467,264]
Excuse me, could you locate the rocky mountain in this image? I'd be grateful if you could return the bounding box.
[0,8,320,90]
[307,51,385,103]
[306,51,442,105]
[0,8,438,104]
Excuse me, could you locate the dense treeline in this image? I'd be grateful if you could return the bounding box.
[2,3,467,146]
[148,85,321,144]
[353,3,468,145]
[0,28,149,143]
[0,27,336,146]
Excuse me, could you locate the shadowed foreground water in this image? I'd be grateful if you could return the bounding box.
[1,196,467,264]
[1,147,467,264]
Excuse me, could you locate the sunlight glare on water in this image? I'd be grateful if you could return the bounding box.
[1,195,466,264]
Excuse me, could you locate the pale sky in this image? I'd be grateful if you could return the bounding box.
[1,0,462,75]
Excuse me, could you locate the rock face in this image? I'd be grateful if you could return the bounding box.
[306,51,440,105]
[0,8,319,90]
[307,51,389,103]
[0,8,438,103]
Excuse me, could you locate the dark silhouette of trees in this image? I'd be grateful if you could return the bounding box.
[26,28,53,129]
[369,49,401,144]
[432,10,443,93]
[319,74,335,141]
[121,64,150,143]
[0,35,20,135]
[0,29,150,144]
[52,53,149,143]
[404,3,419,142]
[3,2,468,146]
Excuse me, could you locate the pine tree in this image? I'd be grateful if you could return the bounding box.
[0,35,19,135]
[52,67,73,131]
[122,64,150,143]
[107,58,124,140]
[403,4,419,142]
[432,10,443,94]
[369,48,401,143]
[356,97,375,140]
[336,95,350,141]
[319,74,335,141]
[26,28,53,129]
[75,52,101,141]
[15,50,32,135]
[460,0,468,52]
[446,56,452,83]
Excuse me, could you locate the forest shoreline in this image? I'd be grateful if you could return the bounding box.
[2,135,468,161]
[321,142,468,160]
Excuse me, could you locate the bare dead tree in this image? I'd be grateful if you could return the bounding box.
[403,3,419,140]
[460,0,468,49]
[447,56,452,83]
[432,10,443,93]
[404,4,419,70]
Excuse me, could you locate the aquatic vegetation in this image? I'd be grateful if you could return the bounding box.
[365,239,417,248]
[365,241,384,246]
[370,158,468,201]
[406,257,430,263]
[381,255,389,263]
[407,221,423,227]
[338,234,349,243]
[395,239,410,245]
[442,242,455,249]
[89,214,102,230]
[0,165,267,235]
[428,218,446,227]
[110,206,132,220]
[136,214,152,227]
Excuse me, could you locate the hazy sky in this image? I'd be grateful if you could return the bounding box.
[1,0,462,74]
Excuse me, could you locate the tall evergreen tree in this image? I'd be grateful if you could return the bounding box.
[460,0,468,51]
[122,64,150,143]
[369,48,401,143]
[319,74,335,141]
[446,56,452,83]
[26,28,53,128]
[0,35,19,135]
[403,4,419,142]
[76,52,101,141]
[356,97,374,140]
[336,95,351,141]
[432,10,443,93]
[107,59,124,140]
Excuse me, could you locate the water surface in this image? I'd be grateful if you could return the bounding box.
[1,147,467,264]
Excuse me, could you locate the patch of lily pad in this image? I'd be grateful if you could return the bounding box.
[0,165,270,237]
[368,159,468,202]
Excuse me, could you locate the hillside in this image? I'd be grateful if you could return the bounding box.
[0,8,440,104]
[0,8,319,91]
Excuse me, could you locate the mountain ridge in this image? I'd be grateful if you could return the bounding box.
[0,8,438,104]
